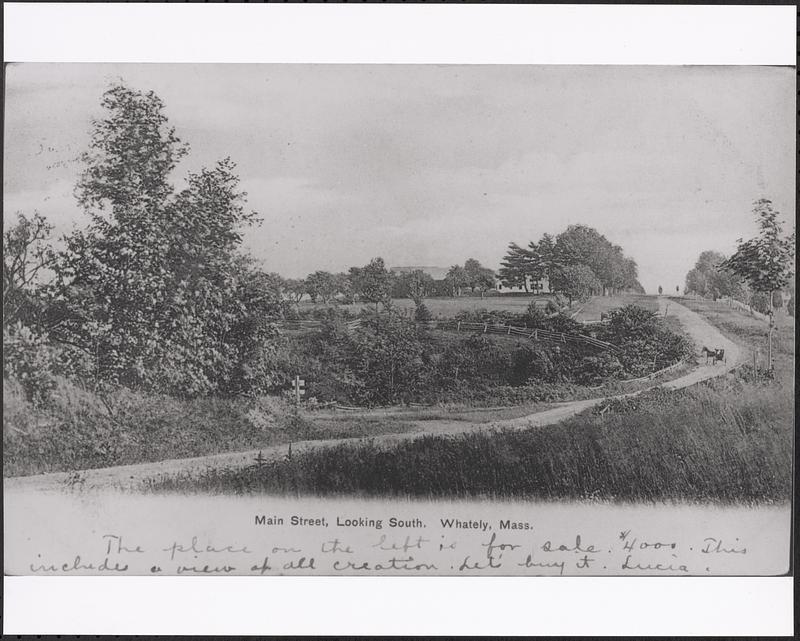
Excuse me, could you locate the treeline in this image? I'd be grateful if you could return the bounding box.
[499,227,643,301]
[684,200,795,315]
[280,256,498,308]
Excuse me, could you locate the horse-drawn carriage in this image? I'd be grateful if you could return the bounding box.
[701,346,726,365]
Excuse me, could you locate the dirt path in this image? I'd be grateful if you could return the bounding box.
[4,297,743,493]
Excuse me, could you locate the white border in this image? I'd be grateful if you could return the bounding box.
[3,576,795,636]
[3,3,796,65]
[2,2,795,637]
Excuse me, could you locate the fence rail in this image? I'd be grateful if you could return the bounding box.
[278,318,621,353]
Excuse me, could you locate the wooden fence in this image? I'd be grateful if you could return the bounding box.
[421,320,621,353]
[278,318,621,353]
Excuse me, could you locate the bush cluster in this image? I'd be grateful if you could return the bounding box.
[275,304,693,406]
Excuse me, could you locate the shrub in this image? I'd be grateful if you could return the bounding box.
[414,302,433,322]
[2,322,58,405]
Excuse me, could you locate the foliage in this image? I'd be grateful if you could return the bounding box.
[414,301,433,322]
[549,264,602,303]
[595,305,695,376]
[3,322,59,405]
[498,242,533,290]
[463,258,496,296]
[721,199,795,307]
[282,278,306,304]
[52,82,278,396]
[304,270,338,304]
[348,257,392,310]
[684,250,743,299]
[395,269,435,304]
[445,264,469,297]
[3,211,57,332]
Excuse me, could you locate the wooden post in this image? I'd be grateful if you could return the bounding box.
[457,321,461,332]
[753,349,757,378]
[294,375,300,406]
[767,319,773,372]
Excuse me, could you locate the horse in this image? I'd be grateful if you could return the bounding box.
[701,346,725,365]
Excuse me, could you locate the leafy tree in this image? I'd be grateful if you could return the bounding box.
[464,258,496,297]
[54,82,271,396]
[283,278,306,304]
[553,225,640,295]
[684,250,742,300]
[349,257,392,312]
[3,211,56,331]
[397,269,435,305]
[305,270,338,304]
[445,265,469,297]
[721,199,795,312]
[536,233,559,275]
[549,264,601,305]
[498,242,532,291]
[333,272,354,303]
[351,314,426,405]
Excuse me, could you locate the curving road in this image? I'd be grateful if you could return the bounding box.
[4,297,743,493]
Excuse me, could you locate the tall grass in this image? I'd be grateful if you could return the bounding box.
[145,376,792,503]
[2,377,416,477]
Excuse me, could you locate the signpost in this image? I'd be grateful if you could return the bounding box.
[293,375,305,405]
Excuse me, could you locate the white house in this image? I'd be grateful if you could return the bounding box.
[495,274,551,294]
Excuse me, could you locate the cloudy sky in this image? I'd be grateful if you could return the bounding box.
[3,64,794,293]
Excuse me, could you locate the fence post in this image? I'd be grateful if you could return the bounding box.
[457,321,461,332]
[484,323,487,333]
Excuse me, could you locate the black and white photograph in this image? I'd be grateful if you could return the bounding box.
[1,2,795,635]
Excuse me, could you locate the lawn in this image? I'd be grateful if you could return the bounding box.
[298,294,554,318]
[571,294,659,322]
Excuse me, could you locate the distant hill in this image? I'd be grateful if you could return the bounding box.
[391,266,450,280]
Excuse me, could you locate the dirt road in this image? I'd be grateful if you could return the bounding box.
[4,297,743,493]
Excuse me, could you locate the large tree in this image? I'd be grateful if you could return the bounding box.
[305,270,338,304]
[54,82,273,395]
[498,242,532,291]
[445,264,469,297]
[550,264,602,305]
[554,224,639,295]
[397,269,435,305]
[684,250,742,300]
[463,258,496,297]
[721,199,794,312]
[349,257,392,312]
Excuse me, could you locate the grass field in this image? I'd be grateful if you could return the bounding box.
[299,294,554,317]
[571,294,659,321]
[147,296,793,503]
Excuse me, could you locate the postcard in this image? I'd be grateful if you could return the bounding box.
[3,62,793,585]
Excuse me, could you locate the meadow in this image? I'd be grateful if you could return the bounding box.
[298,293,555,317]
[571,294,659,321]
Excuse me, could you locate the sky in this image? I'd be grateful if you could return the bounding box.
[3,64,794,294]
